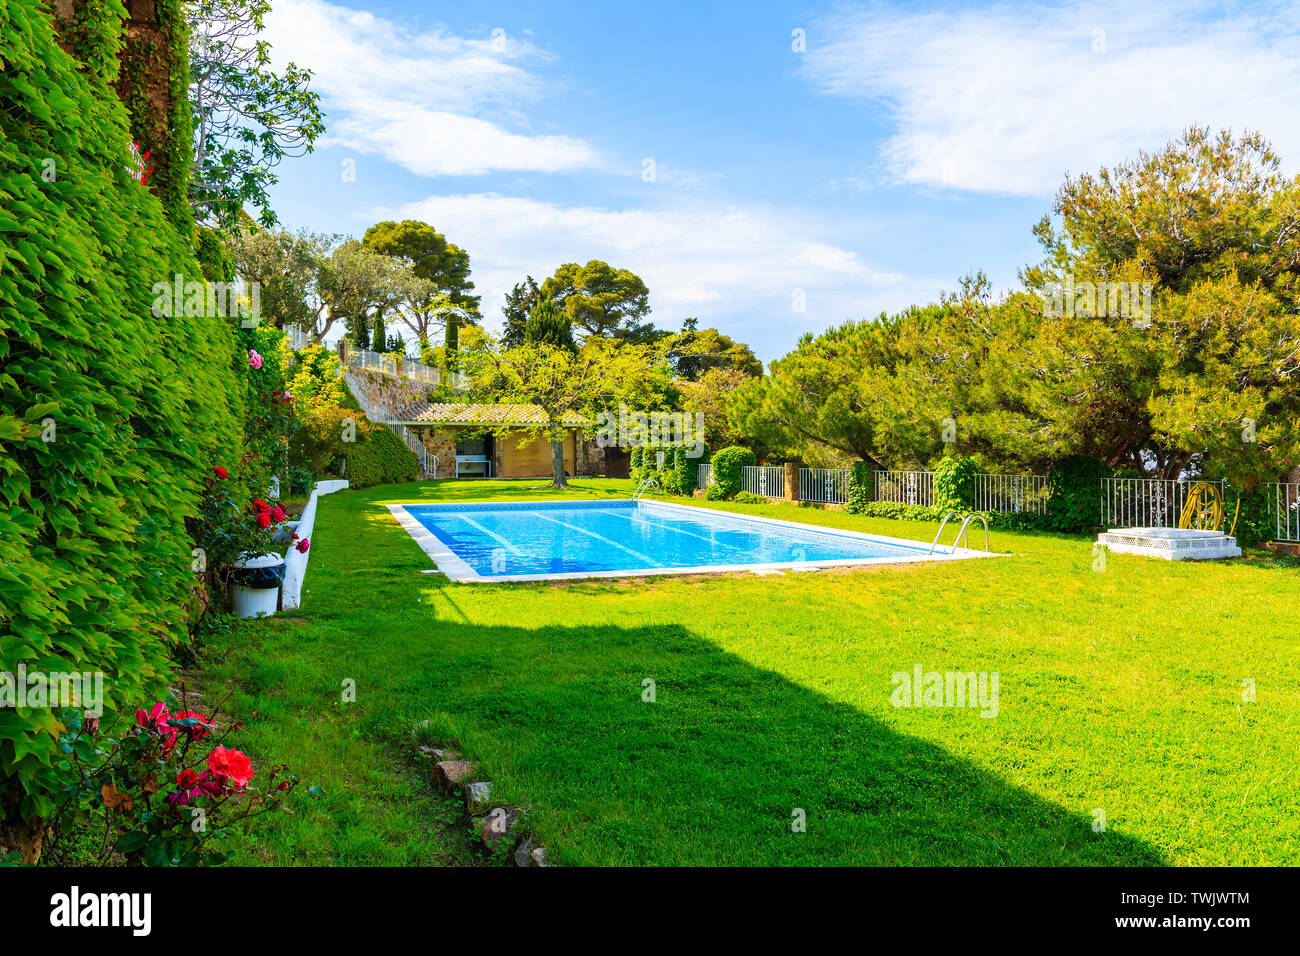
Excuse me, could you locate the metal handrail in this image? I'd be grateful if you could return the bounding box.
[953,513,990,552]
[633,477,660,501]
[928,511,990,554]
[928,512,962,554]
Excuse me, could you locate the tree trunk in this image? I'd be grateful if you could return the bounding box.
[0,795,45,864]
[550,421,567,488]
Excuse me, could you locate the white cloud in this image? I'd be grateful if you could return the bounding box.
[262,0,602,176]
[389,194,940,360]
[802,1,1300,196]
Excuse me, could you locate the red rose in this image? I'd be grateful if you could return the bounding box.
[295,538,310,553]
[207,746,254,790]
[270,505,286,522]
[213,466,228,479]
[257,512,271,528]
[176,768,198,789]
[252,499,270,512]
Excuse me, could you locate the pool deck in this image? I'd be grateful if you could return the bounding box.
[386,498,1001,583]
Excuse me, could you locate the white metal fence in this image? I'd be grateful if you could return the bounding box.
[741,465,786,498]
[974,473,1049,515]
[800,467,851,503]
[697,463,712,490]
[285,326,442,383]
[1099,477,1225,529]
[1266,482,1300,541]
[343,345,441,383]
[873,470,934,507]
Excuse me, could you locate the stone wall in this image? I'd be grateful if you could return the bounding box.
[348,369,438,416]
[417,428,458,479]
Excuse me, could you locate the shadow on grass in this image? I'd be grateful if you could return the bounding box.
[274,480,1168,865]
[355,603,1164,867]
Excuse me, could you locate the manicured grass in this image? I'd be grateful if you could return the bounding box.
[202,478,1300,865]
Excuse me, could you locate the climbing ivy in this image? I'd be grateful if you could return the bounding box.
[0,0,243,844]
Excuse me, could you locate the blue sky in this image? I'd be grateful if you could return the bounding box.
[261,0,1300,362]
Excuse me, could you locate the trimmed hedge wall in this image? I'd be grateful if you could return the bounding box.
[1,0,243,830]
[343,422,419,488]
[709,445,757,498]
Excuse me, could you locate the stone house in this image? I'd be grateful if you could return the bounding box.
[387,403,606,479]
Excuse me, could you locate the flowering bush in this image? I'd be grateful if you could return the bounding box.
[43,695,320,867]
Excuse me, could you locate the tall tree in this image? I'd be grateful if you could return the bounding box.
[524,298,576,351]
[226,226,332,332]
[460,330,672,488]
[540,260,653,341]
[668,318,763,379]
[362,220,480,353]
[502,275,540,349]
[187,0,325,226]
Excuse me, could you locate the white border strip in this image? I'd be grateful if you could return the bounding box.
[387,499,1000,583]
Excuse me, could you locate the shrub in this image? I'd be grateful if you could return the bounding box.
[43,697,317,867]
[849,501,1050,532]
[934,454,978,512]
[733,491,768,504]
[1223,484,1272,547]
[629,444,645,483]
[287,466,315,497]
[343,422,419,488]
[704,483,730,501]
[845,461,874,514]
[674,447,700,495]
[709,445,758,498]
[0,0,244,847]
[1046,455,1112,532]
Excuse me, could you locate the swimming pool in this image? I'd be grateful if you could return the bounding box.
[388,499,991,582]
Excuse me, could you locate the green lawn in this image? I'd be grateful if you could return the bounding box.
[201,478,1300,866]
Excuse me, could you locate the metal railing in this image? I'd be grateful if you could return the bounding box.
[1099,477,1224,529]
[974,473,1049,515]
[799,467,851,504]
[1266,482,1300,541]
[741,465,786,498]
[698,463,712,490]
[343,344,441,383]
[873,470,934,507]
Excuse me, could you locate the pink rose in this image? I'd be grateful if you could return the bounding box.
[248,349,264,370]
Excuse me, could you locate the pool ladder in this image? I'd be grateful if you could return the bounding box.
[928,512,990,554]
[633,477,660,501]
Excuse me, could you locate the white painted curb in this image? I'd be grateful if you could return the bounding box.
[280,479,346,610]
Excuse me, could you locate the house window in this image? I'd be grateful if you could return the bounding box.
[456,434,493,457]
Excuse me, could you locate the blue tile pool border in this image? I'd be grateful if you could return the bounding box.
[386,498,999,583]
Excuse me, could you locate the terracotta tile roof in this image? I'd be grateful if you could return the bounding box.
[390,402,590,427]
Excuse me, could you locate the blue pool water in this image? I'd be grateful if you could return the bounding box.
[400,500,936,579]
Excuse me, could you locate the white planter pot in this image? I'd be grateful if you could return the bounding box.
[231,584,280,619]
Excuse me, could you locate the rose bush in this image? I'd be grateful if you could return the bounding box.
[42,694,320,867]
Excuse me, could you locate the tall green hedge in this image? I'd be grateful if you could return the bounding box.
[343,422,419,488]
[709,445,757,498]
[1046,455,1112,532]
[0,0,243,829]
[934,454,977,512]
